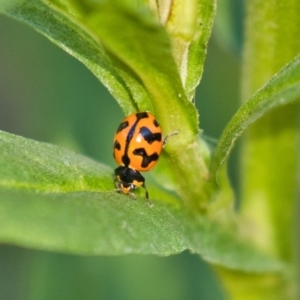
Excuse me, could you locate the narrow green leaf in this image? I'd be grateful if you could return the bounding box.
[0,0,152,115]
[210,54,300,181]
[0,131,283,272]
[185,0,216,99]
[149,0,216,100]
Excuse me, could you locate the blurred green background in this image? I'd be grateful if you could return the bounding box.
[0,1,243,299]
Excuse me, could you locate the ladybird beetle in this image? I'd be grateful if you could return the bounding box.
[113,111,177,202]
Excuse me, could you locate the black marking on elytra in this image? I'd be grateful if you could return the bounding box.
[122,154,130,166]
[136,112,149,119]
[117,121,129,133]
[122,112,149,167]
[114,140,121,150]
[139,127,162,144]
[153,119,159,127]
[125,112,149,144]
[133,148,159,168]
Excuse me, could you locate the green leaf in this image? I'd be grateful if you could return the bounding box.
[0,190,284,272]
[149,0,216,100]
[0,131,284,272]
[184,0,216,99]
[0,0,150,115]
[210,53,300,181]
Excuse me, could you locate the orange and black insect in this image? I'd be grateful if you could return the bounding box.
[113,111,176,202]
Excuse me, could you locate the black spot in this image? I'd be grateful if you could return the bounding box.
[121,154,130,166]
[119,112,150,167]
[136,112,149,120]
[133,148,159,168]
[114,140,121,150]
[126,125,135,143]
[125,113,148,143]
[117,121,129,133]
[153,119,160,127]
[132,148,145,156]
[139,127,162,144]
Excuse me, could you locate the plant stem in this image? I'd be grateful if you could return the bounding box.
[217,268,295,300]
[241,0,300,264]
[219,1,300,299]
